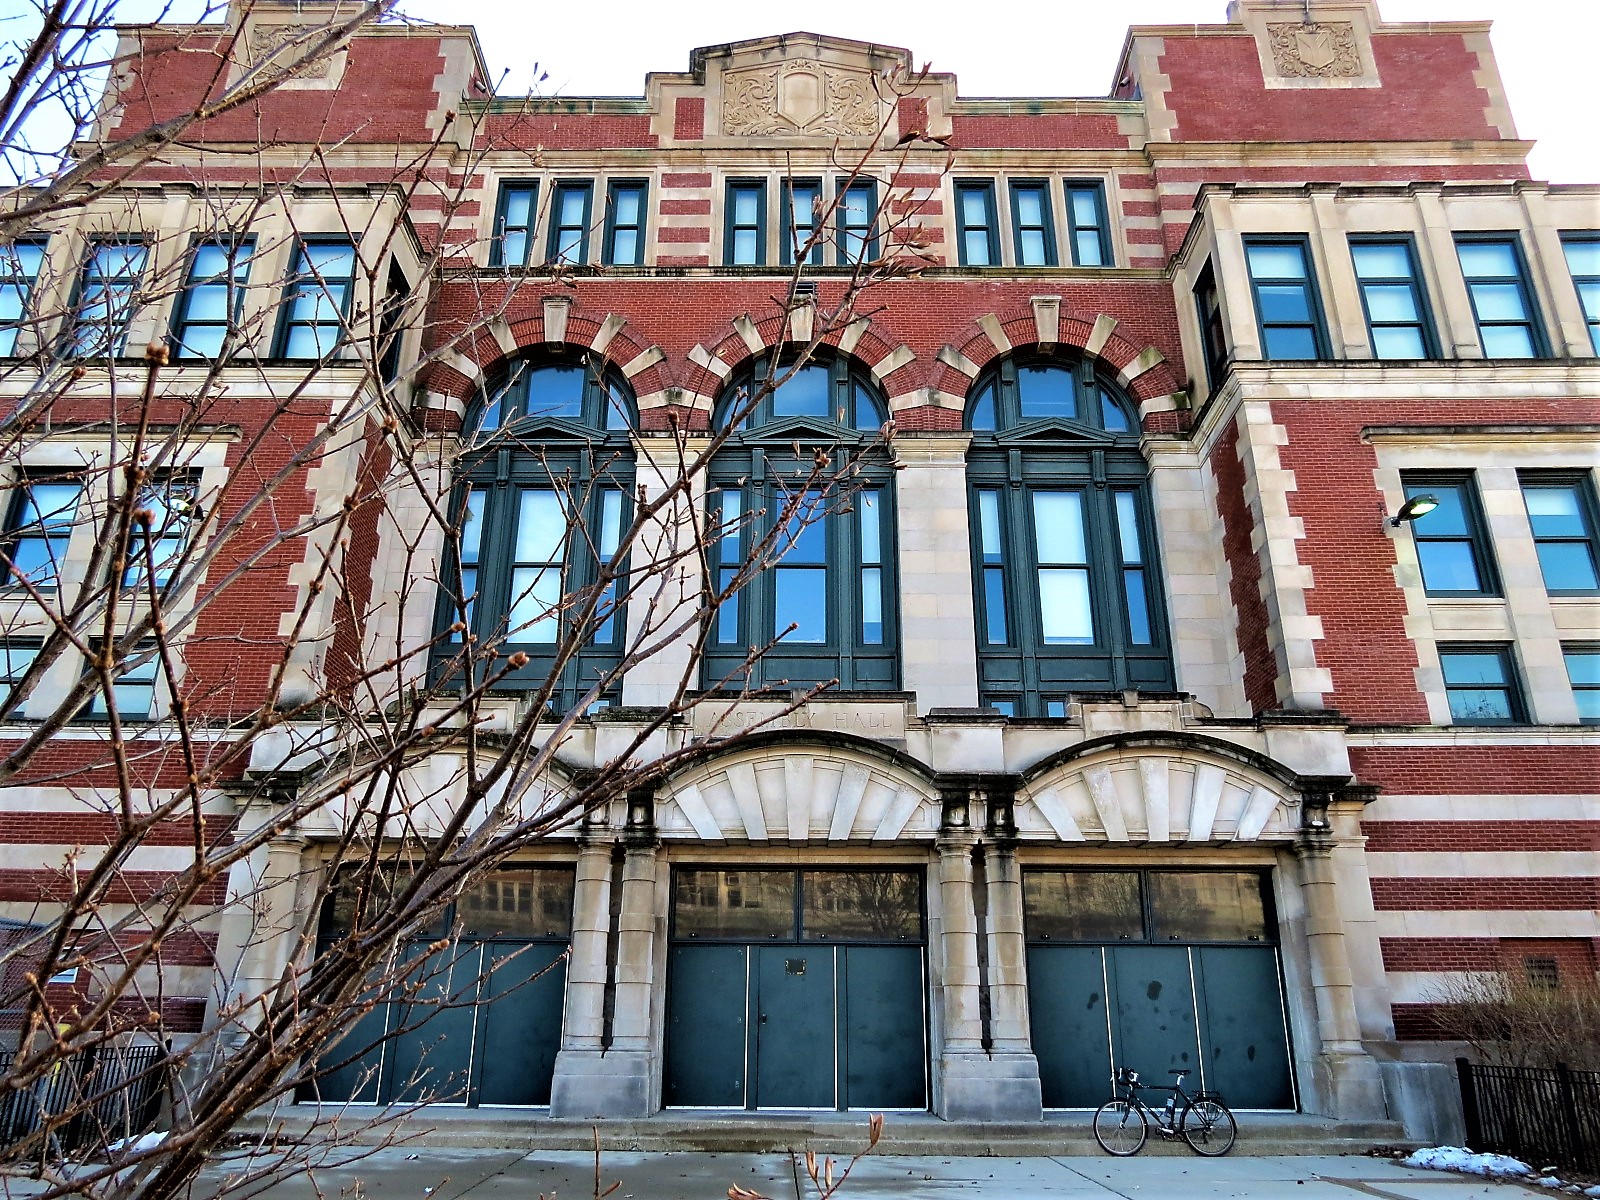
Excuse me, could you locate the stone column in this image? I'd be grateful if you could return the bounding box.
[1293,806,1387,1121]
[977,803,1043,1117]
[548,818,614,1112]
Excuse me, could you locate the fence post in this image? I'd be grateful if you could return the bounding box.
[1455,1057,1481,1150]
[1554,1063,1582,1170]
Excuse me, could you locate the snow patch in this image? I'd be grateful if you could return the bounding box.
[106,1131,167,1155]
[1402,1146,1533,1179]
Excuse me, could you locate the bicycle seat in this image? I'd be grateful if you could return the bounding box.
[1168,1069,1190,1077]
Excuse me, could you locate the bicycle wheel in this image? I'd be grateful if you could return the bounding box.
[1092,1098,1148,1156]
[1180,1098,1237,1156]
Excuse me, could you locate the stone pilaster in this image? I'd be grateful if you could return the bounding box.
[548,818,618,1114]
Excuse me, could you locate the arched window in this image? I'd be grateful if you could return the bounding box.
[704,354,898,691]
[966,354,1172,716]
[437,356,635,711]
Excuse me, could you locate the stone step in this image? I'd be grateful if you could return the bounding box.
[236,1108,1410,1157]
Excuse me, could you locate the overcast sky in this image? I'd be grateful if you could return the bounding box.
[2,0,1593,184]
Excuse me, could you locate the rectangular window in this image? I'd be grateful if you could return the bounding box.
[603,180,647,267]
[449,486,486,642]
[858,489,883,645]
[70,240,147,357]
[1561,234,1600,355]
[1244,237,1327,360]
[1009,181,1056,267]
[1023,871,1142,942]
[1456,235,1546,358]
[1032,491,1093,644]
[275,240,356,359]
[1403,476,1498,596]
[547,180,593,265]
[1113,490,1153,645]
[836,179,877,264]
[1519,474,1600,593]
[1438,643,1524,725]
[1,638,40,722]
[171,239,253,361]
[1350,236,1435,359]
[0,240,46,356]
[507,489,567,644]
[976,489,1009,645]
[781,178,822,266]
[491,181,538,267]
[775,492,827,643]
[591,488,624,644]
[955,181,1000,267]
[2,477,81,592]
[1064,181,1111,267]
[725,180,766,266]
[712,489,742,645]
[1194,261,1227,391]
[1564,644,1600,723]
[85,643,159,723]
[1148,872,1270,943]
[123,472,200,589]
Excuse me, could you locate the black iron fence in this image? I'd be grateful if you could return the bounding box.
[1457,1057,1600,1175]
[0,1042,168,1159]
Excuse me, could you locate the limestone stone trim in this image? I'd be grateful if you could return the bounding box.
[936,345,981,378]
[1030,296,1061,348]
[1014,735,1312,845]
[655,734,940,844]
[542,296,572,345]
[1237,2,1383,91]
[977,313,1012,355]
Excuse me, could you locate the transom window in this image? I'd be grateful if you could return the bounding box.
[966,356,1170,716]
[672,868,924,943]
[1024,871,1273,944]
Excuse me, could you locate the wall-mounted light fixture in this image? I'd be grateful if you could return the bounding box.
[1387,494,1439,528]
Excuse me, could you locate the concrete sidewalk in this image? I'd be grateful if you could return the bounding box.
[196,1146,1550,1199]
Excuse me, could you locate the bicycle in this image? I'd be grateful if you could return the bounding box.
[1091,1067,1237,1157]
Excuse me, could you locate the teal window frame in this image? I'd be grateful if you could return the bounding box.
[955,181,1000,266]
[438,357,636,712]
[703,356,897,693]
[0,637,41,721]
[1561,233,1600,355]
[1563,643,1600,723]
[82,641,159,724]
[1518,472,1600,595]
[965,356,1171,716]
[0,239,46,356]
[273,238,356,360]
[123,471,200,590]
[68,239,147,357]
[725,179,767,266]
[546,180,593,265]
[781,178,822,266]
[1243,236,1329,360]
[170,237,254,361]
[1063,181,1111,267]
[1009,180,1057,267]
[1,474,82,593]
[490,180,538,267]
[1194,260,1228,393]
[835,177,878,264]
[1438,643,1525,726]
[1403,474,1500,597]
[602,179,648,266]
[1349,235,1437,360]
[1455,234,1548,359]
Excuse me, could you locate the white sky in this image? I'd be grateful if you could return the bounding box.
[1,0,1593,184]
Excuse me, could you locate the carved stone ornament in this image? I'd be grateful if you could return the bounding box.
[722,61,881,137]
[1267,21,1362,79]
[246,23,338,81]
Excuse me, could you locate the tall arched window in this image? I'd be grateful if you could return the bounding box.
[966,354,1172,716]
[704,355,898,692]
[436,356,635,711]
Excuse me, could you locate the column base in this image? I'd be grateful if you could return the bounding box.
[549,1048,655,1118]
[935,1050,1042,1122]
[1313,1050,1388,1122]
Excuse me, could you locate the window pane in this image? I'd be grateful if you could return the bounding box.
[1262,325,1319,359]
[508,566,561,641]
[1440,650,1508,687]
[459,868,574,938]
[1017,229,1047,266]
[1417,542,1483,593]
[1372,326,1427,359]
[858,490,881,563]
[526,365,585,419]
[1246,243,1308,278]
[1124,570,1152,645]
[964,230,992,266]
[673,869,794,939]
[802,871,921,941]
[557,187,586,228]
[514,490,565,562]
[1565,650,1600,687]
[460,488,486,564]
[960,188,991,226]
[1565,240,1600,276]
[1024,871,1142,941]
[775,567,826,642]
[733,189,760,225]
[1534,542,1600,591]
[1149,873,1268,942]
[612,187,642,227]
[1411,485,1469,535]
[1470,282,1531,322]
[1014,188,1045,227]
[1038,569,1093,643]
[977,490,1002,558]
[731,229,757,264]
[1351,242,1412,278]
[983,567,1008,645]
[1448,687,1513,722]
[1479,324,1537,358]
[772,363,829,417]
[1099,390,1131,432]
[501,230,527,268]
[610,229,638,265]
[1523,486,1585,536]
[860,566,883,644]
[1017,366,1076,421]
[968,381,996,431]
[1113,492,1143,564]
[1069,188,1102,229]
[1032,492,1086,562]
[503,188,534,229]
[1363,283,1420,323]
[1256,283,1313,324]
[1074,231,1103,266]
[1457,241,1518,277]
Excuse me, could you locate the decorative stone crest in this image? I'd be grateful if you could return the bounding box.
[1267,21,1361,78]
[722,61,881,137]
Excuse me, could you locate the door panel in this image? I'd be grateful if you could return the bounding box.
[1107,945,1200,1080]
[385,943,482,1104]
[664,944,748,1107]
[1194,946,1294,1108]
[840,945,925,1109]
[1026,945,1112,1107]
[755,946,836,1108]
[476,941,568,1105]
[307,978,393,1103]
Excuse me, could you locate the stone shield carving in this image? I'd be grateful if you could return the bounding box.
[723,61,881,137]
[1267,22,1361,79]
[246,23,338,81]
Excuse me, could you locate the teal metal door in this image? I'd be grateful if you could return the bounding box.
[840,946,926,1109]
[1193,946,1294,1109]
[385,943,481,1103]
[1026,945,1112,1107]
[755,946,836,1108]
[476,942,569,1105]
[1108,945,1201,1080]
[663,944,748,1107]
